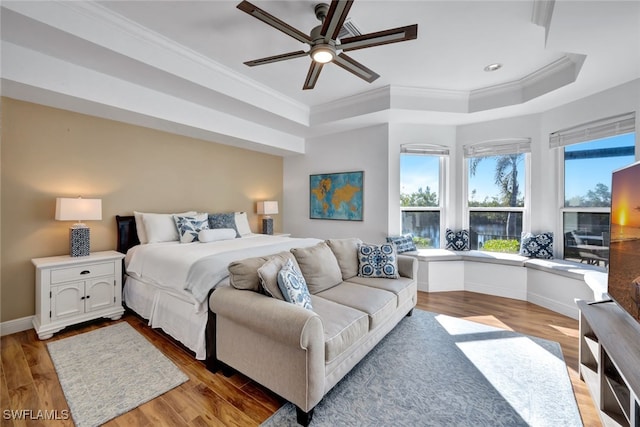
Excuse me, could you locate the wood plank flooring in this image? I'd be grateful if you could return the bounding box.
[1,291,601,426]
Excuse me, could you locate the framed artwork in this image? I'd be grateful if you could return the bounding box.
[310,171,363,221]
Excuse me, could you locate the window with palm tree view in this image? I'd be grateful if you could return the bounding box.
[466,141,528,253]
[400,153,443,248]
[562,133,635,265]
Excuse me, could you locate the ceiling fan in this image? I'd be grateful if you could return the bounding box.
[237,0,418,90]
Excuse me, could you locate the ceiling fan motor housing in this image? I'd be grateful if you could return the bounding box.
[314,3,330,22]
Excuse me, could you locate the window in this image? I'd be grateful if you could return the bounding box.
[400,144,447,248]
[465,138,530,252]
[557,127,635,263]
[551,112,636,263]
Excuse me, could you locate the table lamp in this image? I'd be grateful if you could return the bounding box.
[257,201,278,235]
[55,197,102,257]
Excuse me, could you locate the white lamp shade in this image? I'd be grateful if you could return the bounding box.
[55,197,102,222]
[257,201,278,216]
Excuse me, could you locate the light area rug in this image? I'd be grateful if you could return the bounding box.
[262,309,582,427]
[47,322,188,427]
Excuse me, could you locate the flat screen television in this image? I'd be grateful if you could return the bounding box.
[608,160,640,324]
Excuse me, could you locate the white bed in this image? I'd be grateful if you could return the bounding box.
[122,232,321,359]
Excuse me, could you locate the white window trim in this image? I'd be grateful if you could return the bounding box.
[555,121,636,258]
[558,142,615,258]
[463,152,530,238]
[399,152,447,248]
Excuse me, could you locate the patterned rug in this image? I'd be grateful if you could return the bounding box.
[262,309,582,427]
[47,322,188,427]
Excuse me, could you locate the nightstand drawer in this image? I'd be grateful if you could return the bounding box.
[51,262,115,284]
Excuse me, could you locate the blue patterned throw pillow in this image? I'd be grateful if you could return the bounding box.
[173,213,209,243]
[357,243,398,279]
[445,228,470,251]
[277,259,313,310]
[520,232,554,259]
[208,213,239,237]
[386,234,417,253]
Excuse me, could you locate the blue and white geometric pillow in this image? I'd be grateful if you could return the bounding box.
[520,232,554,259]
[173,213,209,243]
[277,259,313,310]
[208,213,239,237]
[445,228,470,251]
[357,243,398,279]
[386,234,417,253]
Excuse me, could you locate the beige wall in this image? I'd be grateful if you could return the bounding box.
[0,98,283,322]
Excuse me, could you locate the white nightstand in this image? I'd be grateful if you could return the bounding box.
[32,250,125,340]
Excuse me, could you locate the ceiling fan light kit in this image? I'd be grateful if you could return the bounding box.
[237,0,418,90]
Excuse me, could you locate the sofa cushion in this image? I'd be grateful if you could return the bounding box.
[228,255,269,292]
[278,259,313,310]
[258,252,300,300]
[326,238,363,280]
[291,242,343,294]
[309,295,368,363]
[346,276,416,308]
[357,243,398,279]
[316,282,396,330]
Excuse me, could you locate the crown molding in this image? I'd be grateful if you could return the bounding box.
[531,0,556,45]
[469,54,585,112]
[310,86,391,125]
[310,53,584,121]
[2,0,310,126]
[2,41,305,156]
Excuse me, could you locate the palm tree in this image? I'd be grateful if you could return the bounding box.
[469,154,523,237]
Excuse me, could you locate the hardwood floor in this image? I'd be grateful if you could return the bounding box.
[1,291,601,426]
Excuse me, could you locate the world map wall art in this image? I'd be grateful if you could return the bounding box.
[310,171,364,221]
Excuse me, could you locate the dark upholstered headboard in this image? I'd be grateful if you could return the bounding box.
[116,215,140,254]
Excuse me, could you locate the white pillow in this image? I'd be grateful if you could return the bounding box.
[234,212,252,236]
[142,211,196,243]
[133,211,148,244]
[198,228,237,243]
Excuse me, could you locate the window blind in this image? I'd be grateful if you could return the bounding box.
[549,112,636,148]
[463,138,531,158]
[400,143,450,156]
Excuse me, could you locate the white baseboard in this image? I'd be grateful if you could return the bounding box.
[527,292,579,320]
[1,316,34,336]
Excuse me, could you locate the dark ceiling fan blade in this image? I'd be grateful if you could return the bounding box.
[320,0,353,42]
[333,53,379,83]
[244,50,309,67]
[338,24,418,52]
[237,1,312,45]
[303,61,324,90]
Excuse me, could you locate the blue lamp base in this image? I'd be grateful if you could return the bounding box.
[262,218,274,235]
[70,227,90,257]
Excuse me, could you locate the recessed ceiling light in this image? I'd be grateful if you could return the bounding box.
[484,63,503,72]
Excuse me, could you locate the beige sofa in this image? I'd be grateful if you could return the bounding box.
[209,238,418,426]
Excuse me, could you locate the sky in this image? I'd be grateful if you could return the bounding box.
[401,133,636,204]
[400,155,440,197]
[564,133,635,202]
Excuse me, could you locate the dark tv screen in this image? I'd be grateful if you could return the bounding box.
[608,160,640,323]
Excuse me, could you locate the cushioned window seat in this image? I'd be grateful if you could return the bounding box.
[403,248,606,319]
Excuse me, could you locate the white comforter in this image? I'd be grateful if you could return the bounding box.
[125,234,321,309]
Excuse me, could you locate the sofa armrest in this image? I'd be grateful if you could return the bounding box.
[398,255,418,280]
[210,286,323,348]
[210,286,326,413]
